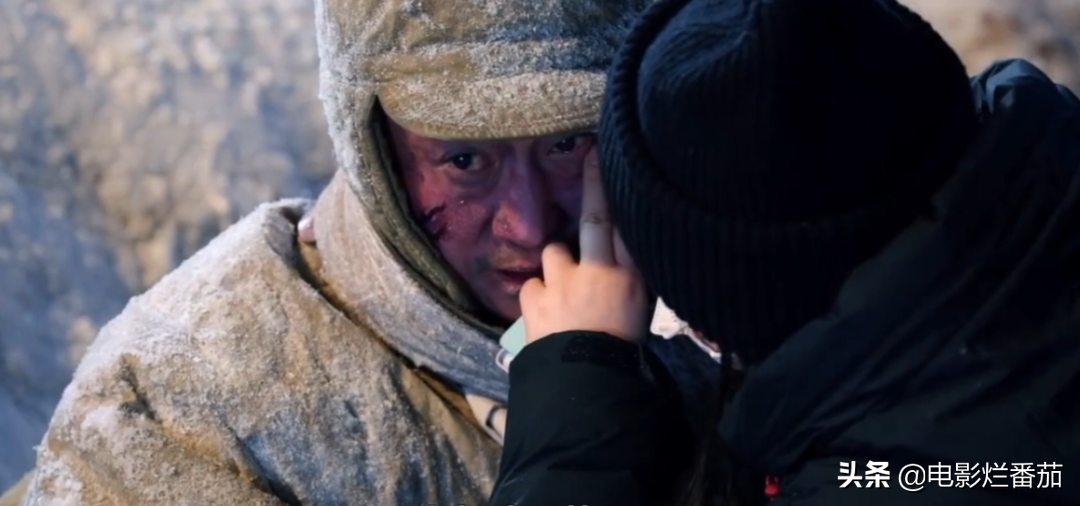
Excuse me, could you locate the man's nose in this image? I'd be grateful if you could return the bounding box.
[493,165,558,249]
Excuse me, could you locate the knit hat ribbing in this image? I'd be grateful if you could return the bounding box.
[600,0,978,366]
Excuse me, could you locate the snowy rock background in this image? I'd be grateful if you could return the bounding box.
[904,0,1080,91]
[0,0,1077,491]
[0,0,332,488]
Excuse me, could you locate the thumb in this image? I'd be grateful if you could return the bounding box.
[519,278,548,344]
[519,277,544,316]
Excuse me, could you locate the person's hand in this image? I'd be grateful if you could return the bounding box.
[519,147,648,344]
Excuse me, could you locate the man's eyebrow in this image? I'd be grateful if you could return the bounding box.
[556,129,598,137]
[416,139,485,157]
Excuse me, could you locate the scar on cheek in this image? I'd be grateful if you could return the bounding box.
[418,203,448,241]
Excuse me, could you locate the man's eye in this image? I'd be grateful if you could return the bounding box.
[551,134,593,154]
[552,136,580,153]
[448,153,478,171]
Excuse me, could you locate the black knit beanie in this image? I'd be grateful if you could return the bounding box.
[599,0,979,366]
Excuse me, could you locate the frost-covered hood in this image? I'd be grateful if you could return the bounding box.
[309,0,648,400]
[312,0,647,326]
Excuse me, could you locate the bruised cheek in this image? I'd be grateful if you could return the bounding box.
[410,180,491,247]
[437,200,489,244]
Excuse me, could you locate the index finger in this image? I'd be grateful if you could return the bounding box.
[578,147,614,265]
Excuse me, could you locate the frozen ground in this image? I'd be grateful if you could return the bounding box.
[0,0,1077,491]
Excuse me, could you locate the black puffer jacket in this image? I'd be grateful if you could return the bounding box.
[488,60,1080,506]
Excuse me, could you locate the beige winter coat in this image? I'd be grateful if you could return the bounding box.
[15,0,689,504]
[22,198,508,505]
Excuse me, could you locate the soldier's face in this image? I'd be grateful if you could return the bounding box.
[390,120,594,321]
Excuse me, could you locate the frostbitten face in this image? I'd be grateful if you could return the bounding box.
[389,119,594,321]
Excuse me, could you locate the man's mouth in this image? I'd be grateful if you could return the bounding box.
[495,267,543,288]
